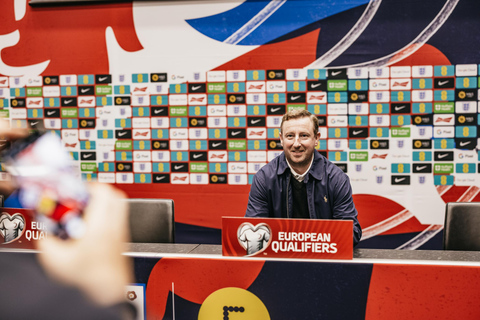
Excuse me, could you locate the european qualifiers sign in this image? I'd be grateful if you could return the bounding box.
[222,217,353,260]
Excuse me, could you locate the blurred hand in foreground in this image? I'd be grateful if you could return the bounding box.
[37,183,134,307]
[0,119,29,195]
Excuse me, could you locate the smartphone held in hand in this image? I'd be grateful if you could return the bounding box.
[1,131,89,239]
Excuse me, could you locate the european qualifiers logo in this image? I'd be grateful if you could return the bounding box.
[237,222,272,256]
[0,212,25,244]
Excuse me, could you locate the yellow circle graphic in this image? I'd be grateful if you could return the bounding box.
[198,287,270,320]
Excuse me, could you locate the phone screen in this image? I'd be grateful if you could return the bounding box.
[2,131,89,239]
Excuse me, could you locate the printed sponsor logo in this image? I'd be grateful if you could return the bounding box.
[391,175,410,185]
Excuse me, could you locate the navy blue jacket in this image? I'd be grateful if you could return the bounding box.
[245,151,362,245]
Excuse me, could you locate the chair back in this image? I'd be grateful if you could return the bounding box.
[125,198,175,243]
[444,202,480,250]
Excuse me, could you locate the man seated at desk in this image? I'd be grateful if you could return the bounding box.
[245,109,362,245]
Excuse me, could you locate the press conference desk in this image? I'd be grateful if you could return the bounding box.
[3,245,480,319]
[126,242,480,262]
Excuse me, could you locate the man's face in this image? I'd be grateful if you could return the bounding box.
[280,117,320,173]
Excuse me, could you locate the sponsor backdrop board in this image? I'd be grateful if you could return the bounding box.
[1,0,480,248]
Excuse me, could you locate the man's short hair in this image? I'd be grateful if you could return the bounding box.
[280,109,319,135]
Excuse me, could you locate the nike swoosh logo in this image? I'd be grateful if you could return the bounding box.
[193,154,203,159]
[47,111,56,116]
[118,132,128,137]
[290,96,301,101]
[395,106,406,111]
[395,178,406,183]
[331,71,342,76]
[83,154,93,159]
[352,130,363,135]
[154,109,164,114]
[438,154,449,159]
[438,80,449,86]
[99,76,108,82]
[250,119,261,124]
[30,121,39,126]
[64,99,73,104]
[156,176,165,181]
[460,141,471,146]
[174,165,184,170]
[311,83,322,88]
[191,85,202,91]
[212,143,222,147]
[81,88,90,93]
[270,107,280,112]
[231,131,242,136]
[416,165,427,171]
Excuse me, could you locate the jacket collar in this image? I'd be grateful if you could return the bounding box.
[277,151,325,181]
